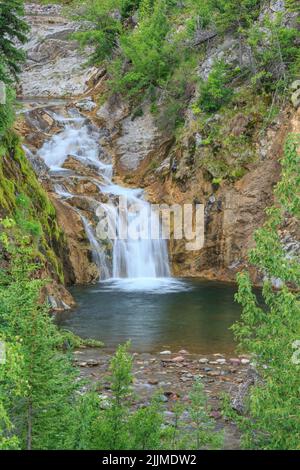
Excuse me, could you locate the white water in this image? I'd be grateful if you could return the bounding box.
[81,215,111,280]
[37,111,171,282]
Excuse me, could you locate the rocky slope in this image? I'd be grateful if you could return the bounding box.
[16,1,300,296]
[91,0,300,284]
[17,3,107,290]
[0,130,75,310]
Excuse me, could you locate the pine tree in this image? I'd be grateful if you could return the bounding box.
[0,0,29,83]
[0,337,24,449]
[0,219,79,449]
[231,135,300,449]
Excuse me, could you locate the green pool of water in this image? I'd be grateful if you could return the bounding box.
[57,278,242,354]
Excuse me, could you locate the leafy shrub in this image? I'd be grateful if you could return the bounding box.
[198,60,234,113]
[0,85,15,136]
[111,0,174,97]
[229,136,300,449]
[72,0,122,63]
[247,13,300,93]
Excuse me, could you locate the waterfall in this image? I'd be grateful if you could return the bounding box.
[81,215,111,280]
[101,186,170,279]
[37,110,170,281]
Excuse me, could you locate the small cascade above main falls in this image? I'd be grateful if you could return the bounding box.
[35,107,170,282]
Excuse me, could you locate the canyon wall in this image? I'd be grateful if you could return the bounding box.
[12,2,300,300]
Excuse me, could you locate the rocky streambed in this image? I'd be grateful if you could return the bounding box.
[74,347,251,449]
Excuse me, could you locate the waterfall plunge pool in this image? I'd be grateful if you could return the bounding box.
[57,278,243,354]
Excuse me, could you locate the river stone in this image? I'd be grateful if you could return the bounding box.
[171,356,185,363]
[199,358,209,364]
[216,358,227,364]
[229,358,241,365]
[62,156,100,177]
[160,350,171,355]
[159,394,168,403]
[155,156,171,176]
[211,409,222,419]
[290,80,300,92]
[96,96,129,129]
[180,376,191,382]
[207,370,221,377]
[291,88,300,109]
[240,358,250,365]
[86,359,100,367]
[147,379,159,385]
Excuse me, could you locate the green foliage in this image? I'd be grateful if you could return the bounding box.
[187,379,223,449]
[72,0,122,64]
[198,60,234,113]
[120,0,141,17]
[186,0,261,34]
[285,0,300,13]
[0,0,29,83]
[231,135,300,449]
[0,339,23,449]
[0,224,80,449]
[0,86,15,137]
[111,0,174,98]
[0,132,65,282]
[58,330,104,349]
[70,342,165,450]
[192,86,265,181]
[74,0,299,139]
[213,0,261,33]
[247,13,300,92]
[71,1,143,64]
[155,55,197,131]
[70,342,222,450]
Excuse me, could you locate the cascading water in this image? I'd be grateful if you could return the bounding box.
[37,109,170,283]
[101,185,170,279]
[80,215,111,280]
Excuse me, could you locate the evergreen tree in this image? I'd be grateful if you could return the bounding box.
[230,135,300,449]
[0,219,79,449]
[0,337,23,449]
[112,0,172,97]
[0,0,29,83]
[198,59,233,113]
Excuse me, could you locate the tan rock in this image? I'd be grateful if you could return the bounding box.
[50,195,100,284]
[62,156,100,177]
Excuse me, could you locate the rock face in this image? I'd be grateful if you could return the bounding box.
[96,95,173,179]
[20,3,97,97]
[145,108,298,283]
[291,81,300,109]
[16,2,299,290]
[114,110,162,172]
[50,196,99,285]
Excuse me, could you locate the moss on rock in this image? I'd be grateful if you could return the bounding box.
[0,130,66,283]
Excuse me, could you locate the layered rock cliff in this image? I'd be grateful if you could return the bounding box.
[11,1,300,299]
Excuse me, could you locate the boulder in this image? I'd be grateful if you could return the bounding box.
[75,97,97,112]
[62,156,100,177]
